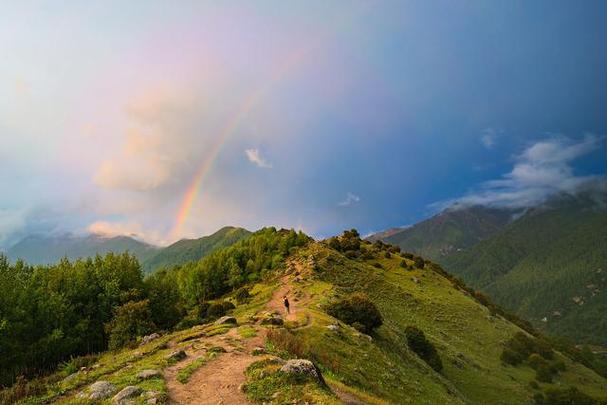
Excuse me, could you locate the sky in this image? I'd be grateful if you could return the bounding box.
[1,1,607,248]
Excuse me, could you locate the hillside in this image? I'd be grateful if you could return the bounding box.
[142,226,251,273]
[6,234,158,265]
[371,206,514,262]
[444,191,607,345]
[3,229,606,404]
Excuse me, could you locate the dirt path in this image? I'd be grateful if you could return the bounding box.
[166,327,264,405]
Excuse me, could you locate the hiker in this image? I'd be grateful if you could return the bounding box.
[283,295,290,314]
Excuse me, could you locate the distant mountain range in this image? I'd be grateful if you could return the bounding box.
[370,188,607,345]
[5,226,251,274]
[369,205,516,262]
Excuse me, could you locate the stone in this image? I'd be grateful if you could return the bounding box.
[137,369,161,380]
[80,381,116,400]
[215,316,238,325]
[280,359,326,385]
[260,312,284,326]
[140,333,160,346]
[166,350,187,362]
[63,371,80,383]
[326,324,339,331]
[112,386,142,404]
[251,347,266,355]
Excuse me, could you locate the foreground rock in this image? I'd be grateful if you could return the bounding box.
[214,316,237,325]
[260,312,284,326]
[112,386,142,404]
[79,380,116,400]
[280,359,326,385]
[137,369,161,380]
[166,350,187,362]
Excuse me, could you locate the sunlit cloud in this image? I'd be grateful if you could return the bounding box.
[245,148,272,169]
[339,192,360,207]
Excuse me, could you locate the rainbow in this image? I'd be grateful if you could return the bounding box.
[168,5,371,241]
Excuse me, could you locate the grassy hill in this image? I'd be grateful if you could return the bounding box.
[372,206,514,262]
[444,192,607,345]
[4,229,606,404]
[6,234,158,265]
[142,226,251,273]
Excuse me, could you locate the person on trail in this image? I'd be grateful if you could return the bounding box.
[283,296,290,314]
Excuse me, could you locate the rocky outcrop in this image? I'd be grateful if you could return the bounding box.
[112,386,142,404]
[280,359,326,386]
[137,369,161,380]
[140,333,160,346]
[214,316,237,325]
[79,380,116,400]
[166,350,187,362]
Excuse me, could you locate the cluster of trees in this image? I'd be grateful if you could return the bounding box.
[0,227,310,387]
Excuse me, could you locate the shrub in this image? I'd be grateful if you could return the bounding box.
[501,348,525,366]
[106,300,155,350]
[413,256,425,269]
[535,363,554,383]
[403,252,414,259]
[404,326,443,372]
[529,380,539,390]
[373,262,383,269]
[534,386,597,405]
[325,293,383,333]
[528,353,549,370]
[384,251,392,259]
[206,301,235,320]
[235,287,251,304]
[501,332,556,368]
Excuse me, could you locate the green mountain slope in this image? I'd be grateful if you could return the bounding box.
[372,206,514,262]
[142,226,251,273]
[4,229,606,404]
[6,234,158,265]
[444,192,607,345]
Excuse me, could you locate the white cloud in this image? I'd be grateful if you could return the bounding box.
[440,134,605,209]
[245,148,272,169]
[480,128,499,149]
[339,192,360,207]
[87,220,166,246]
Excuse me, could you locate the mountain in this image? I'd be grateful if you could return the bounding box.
[370,205,515,262]
[5,229,606,404]
[6,233,158,265]
[444,191,607,345]
[142,226,251,272]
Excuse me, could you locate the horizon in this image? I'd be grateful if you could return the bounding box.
[2,1,607,248]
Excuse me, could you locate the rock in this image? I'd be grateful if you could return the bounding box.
[265,356,286,365]
[251,347,266,355]
[143,390,161,404]
[140,333,160,346]
[137,369,161,380]
[260,312,284,326]
[166,350,187,362]
[208,346,227,353]
[80,381,116,400]
[63,371,80,383]
[215,316,237,325]
[280,359,326,385]
[112,386,142,404]
[326,324,340,332]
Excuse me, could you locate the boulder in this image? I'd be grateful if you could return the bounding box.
[137,369,161,380]
[260,312,284,326]
[326,324,340,332]
[80,381,116,400]
[214,316,237,325]
[143,390,161,404]
[251,346,266,355]
[208,346,227,353]
[280,359,326,385]
[140,333,160,346]
[165,350,187,362]
[112,386,142,404]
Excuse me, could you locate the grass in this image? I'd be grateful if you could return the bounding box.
[243,359,339,404]
[176,353,218,384]
[238,325,258,338]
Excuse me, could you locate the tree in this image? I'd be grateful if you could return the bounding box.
[106,300,155,350]
[325,293,383,333]
[405,326,443,372]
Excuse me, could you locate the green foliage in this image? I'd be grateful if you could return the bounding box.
[534,386,599,405]
[404,326,443,372]
[500,332,554,366]
[326,229,361,255]
[106,299,155,350]
[234,286,252,304]
[325,293,383,334]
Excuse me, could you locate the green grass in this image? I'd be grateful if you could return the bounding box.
[176,353,218,384]
[238,325,258,338]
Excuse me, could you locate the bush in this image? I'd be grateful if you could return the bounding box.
[400,260,407,268]
[325,293,383,333]
[373,262,383,269]
[384,251,392,259]
[404,326,443,372]
[501,332,554,367]
[413,256,425,269]
[235,287,251,304]
[501,348,525,366]
[534,386,597,405]
[206,301,235,320]
[528,353,549,370]
[106,300,155,350]
[535,364,554,383]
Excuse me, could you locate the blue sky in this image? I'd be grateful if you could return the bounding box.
[1,1,607,247]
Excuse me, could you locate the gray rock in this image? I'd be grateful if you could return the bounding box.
[260,312,284,326]
[143,390,161,404]
[280,359,326,385]
[166,350,187,362]
[112,386,142,404]
[63,371,80,383]
[214,316,237,325]
[80,380,116,400]
[251,346,266,355]
[326,324,340,331]
[140,333,160,346]
[137,369,161,380]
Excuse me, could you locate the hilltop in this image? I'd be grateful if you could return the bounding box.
[2,228,606,404]
[369,206,515,262]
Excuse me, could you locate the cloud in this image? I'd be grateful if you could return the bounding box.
[339,192,360,207]
[439,135,605,209]
[480,128,499,149]
[87,220,166,246]
[245,148,272,169]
